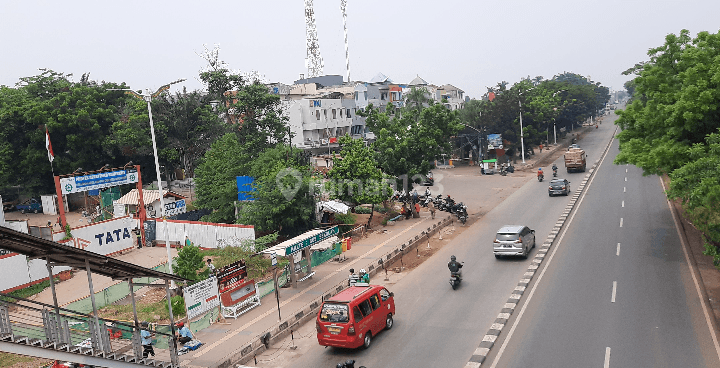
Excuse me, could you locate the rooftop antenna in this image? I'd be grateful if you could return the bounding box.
[340,0,351,83]
[304,0,324,78]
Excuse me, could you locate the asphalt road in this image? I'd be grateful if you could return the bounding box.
[487,134,720,367]
[288,122,617,368]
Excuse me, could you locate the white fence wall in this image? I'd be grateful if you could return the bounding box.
[0,254,71,293]
[155,220,255,248]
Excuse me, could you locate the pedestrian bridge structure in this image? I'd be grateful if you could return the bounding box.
[0,226,188,367]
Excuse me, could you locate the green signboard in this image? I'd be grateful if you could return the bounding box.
[285,226,339,255]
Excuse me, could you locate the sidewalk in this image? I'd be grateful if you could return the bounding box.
[181,212,451,368]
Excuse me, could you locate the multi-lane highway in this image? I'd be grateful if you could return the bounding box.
[487,129,720,367]
[288,121,619,367]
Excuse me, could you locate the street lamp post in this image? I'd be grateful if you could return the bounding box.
[518,98,526,163]
[114,79,185,287]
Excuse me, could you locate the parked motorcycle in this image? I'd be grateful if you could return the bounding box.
[455,203,468,224]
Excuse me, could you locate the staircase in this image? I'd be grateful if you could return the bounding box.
[0,297,178,367]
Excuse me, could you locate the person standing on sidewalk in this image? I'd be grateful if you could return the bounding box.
[429,200,436,219]
[140,321,155,358]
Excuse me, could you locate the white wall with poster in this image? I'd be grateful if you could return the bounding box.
[53,216,136,256]
[184,277,220,320]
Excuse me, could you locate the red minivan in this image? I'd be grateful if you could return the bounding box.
[316,284,395,349]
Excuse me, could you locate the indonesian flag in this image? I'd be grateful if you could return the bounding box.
[45,126,54,163]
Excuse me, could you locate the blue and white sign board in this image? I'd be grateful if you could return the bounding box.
[164,199,186,217]
[60,169,139,195]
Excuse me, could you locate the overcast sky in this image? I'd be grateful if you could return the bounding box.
[2,0,719,98]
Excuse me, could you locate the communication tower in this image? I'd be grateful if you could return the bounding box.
[340,0,350,82]
[304,0,324,78]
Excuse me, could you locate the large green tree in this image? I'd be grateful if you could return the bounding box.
[328,135,392,227]
[363,102,463,185]
[615,29,720,265]
[615,29,720,175]
[194,133,251,223]
[237,145,315,236]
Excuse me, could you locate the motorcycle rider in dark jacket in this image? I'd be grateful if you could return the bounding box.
[448,255,463,273]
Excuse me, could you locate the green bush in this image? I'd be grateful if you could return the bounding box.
[171,295,186,318]
[334,213,356,225]
[354,206,372,214]
[376,206,389,214]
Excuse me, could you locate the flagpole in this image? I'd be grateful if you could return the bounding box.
[46,125,55,176]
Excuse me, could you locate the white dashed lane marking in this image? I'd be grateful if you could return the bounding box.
[611,281,617,303]
[617,243,620,256]
[622,200,624,208]
[620,218,623,227]
[604,347,611,368]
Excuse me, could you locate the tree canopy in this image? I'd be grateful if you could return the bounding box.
[363,101,463,183]
[615,29,720,255]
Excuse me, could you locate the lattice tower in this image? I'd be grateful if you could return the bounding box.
[304,0,324,78]
[340,0,350,82]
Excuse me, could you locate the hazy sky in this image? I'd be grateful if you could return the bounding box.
[2,0,719,98]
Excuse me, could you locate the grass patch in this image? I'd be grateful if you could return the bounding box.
[99,297,185,323]
[0,352,48,367]
[2,278,60,303]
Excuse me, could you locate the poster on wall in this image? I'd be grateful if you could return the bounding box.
[487,134,503,150]
[184,277,220,320]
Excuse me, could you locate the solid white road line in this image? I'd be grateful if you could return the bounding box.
[611,281,617,303]
[622,200,624,208]
[489,130,613,368]
[620,218,623,227]
[660,177,720,361]
[604,347,611,368]
[616,243,620,256]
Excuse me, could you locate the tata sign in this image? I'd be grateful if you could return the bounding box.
[284,226,339,255]
[60,169,139,194]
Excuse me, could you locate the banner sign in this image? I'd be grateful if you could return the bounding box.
[184,277,220,319]
[164,199,186,217]
[60,169,139,195]
[217,260,248,293]
[284,226,339,255]
[487,134,503,150]
[220,278,256,307]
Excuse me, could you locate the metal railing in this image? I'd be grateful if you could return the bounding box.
[0,292,178,367]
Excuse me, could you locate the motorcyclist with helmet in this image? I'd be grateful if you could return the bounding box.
[448,255,463,274]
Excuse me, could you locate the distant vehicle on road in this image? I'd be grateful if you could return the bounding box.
[548,179,571,196]
[316,284,395,349]
[564,147,587,172]
[494,225,536,259]
[16,198,42,214]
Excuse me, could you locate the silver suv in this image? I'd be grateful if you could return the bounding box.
[493,225,536,259]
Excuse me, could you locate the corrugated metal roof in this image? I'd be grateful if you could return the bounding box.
[116,189,185,206]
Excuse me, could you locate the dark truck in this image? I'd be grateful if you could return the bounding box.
[16,198,42,214]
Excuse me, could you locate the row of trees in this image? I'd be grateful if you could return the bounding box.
[458,73,610,159]
[0,69,227,196]
[614,29,720,266]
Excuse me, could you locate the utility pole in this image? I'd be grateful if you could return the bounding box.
[111,79,185,288]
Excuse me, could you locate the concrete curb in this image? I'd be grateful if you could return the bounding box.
[465,126,618,367]
[212,216,454,368]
